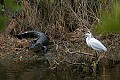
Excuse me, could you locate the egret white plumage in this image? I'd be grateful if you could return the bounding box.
[85,31,107,52]
[85,31,107,72]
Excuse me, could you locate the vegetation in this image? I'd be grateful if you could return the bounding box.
[94,0,120,34]
[0,0,120,80]
[0,0,22,31]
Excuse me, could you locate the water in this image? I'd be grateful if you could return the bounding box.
[0,55,120,80]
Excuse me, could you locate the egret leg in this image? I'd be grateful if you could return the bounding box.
[92,51,99,75]
[92,60,99,79]
[97,55,102,62]
[93,52,105,76]
[95,51,99,59]
[97,52,105,62]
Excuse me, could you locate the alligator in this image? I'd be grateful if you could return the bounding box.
[15,31,49,53]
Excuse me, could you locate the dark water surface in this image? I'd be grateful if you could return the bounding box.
[0,56,120,80]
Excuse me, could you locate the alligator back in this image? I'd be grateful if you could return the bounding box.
[16,31,45,39]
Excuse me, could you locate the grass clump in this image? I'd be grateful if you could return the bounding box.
[94,0,120,34]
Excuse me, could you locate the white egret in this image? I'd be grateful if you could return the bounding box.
[85,31,107,52]
[85,31,107,72]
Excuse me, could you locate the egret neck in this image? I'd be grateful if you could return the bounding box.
[86,32,93,47]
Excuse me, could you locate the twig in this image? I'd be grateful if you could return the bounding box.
[67,51,95,57]
[64,1,90,31]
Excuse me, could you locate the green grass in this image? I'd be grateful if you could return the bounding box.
[94,1,120,34]
[0,0,22,31]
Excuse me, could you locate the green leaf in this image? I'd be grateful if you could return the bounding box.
[5,0,22,12]
[0,0,22,31]
[0,16,7,31]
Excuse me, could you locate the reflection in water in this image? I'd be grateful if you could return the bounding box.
[0,64,7,80]
[0,57,53,80]
[0,57,120,80]
[100,64,120,80]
